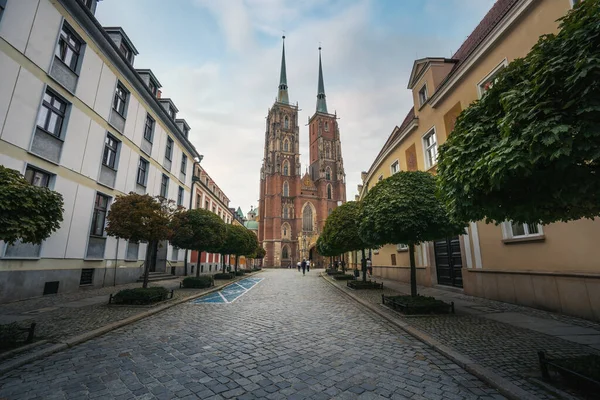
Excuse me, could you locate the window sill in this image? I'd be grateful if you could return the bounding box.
[124,259,138,262]
[54,56,80,77]
[397,249,409,253]
[83,258,104,261]
[1,256,41,260]
[112,109,126,119]
[425,164,437,173]
[502,235,545,245]
[27,151,61,166]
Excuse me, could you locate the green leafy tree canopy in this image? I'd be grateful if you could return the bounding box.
[321,201,370,255]
[170,208,226,254]
[0,166,64,244]
[437,0,600,225]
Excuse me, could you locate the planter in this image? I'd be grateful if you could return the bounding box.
[214,273,234,280]
[347,280,383,290]
[539,352,600,393]
[382,294,454,315]
[109,287,173,305]
[332,274,356,281]
[326,269,343,276]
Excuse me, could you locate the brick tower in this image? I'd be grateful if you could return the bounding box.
[258,42,346,267]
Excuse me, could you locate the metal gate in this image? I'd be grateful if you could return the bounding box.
[433,237,463,288]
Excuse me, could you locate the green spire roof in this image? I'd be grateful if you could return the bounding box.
[277,36,289,104]
[316,47,328,114]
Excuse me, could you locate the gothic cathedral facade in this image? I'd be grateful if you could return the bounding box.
[258,39,346,268]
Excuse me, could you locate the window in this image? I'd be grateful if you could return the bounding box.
[144,114,154,142]
[283,206,289,219]
[505,222,543,239]
[327,184,332,200]
[284,116,289,129]
[160,174,169,198]
[283,139,289,152]
[119,42,132,63]
[397,243,408,251]
[324,121,329,131]
[148,80,157,96]
[282,246,289,259]
[0,0,5,21]
[181,154,187,175]
[391,254,397,266]
[325,167,331,180]
[25,166,51,187]
[168,106,175,119]
[283,161,289,176]
[79,269,94,285]
[418,84,428,106]
[137,157,148,186]
[113,82,128,116]
[102,134,118,169]
[55,23,81,71]
[177,186,184,206]
[212,205,216,213]
[478,60,508,98]
[165,137,173,161]
[302,205,313,232]
[423,130,438,168]
[90,193,109,236]
[37,90,67,138]
[205,200,209,210]
[205,177,209,185]
[390,160,400,174]
[378,175,383,182]
[283,181,289,197]
[171,247,179,261]
[126,241,139,260]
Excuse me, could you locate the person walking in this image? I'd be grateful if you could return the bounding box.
[306,259,310,272]
[297,260,301,271]
[301,259,306,276]
[367,258,373,277]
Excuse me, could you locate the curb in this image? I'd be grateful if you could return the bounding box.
[320,273,538,400]
[0,272,261,376]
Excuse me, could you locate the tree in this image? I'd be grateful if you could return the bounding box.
[219,225,254,273]
[170,208,226,277]
[0,166,63,244]
[106,193,177,288]
[244,232,260,268]
[254,246,266,267]
[359,171,465,296]
[321,201,371,281]
[437,0,600,226]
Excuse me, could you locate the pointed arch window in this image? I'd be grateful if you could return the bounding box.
[282,160,289,176]
[282,245,289,259]
[302,205,313,232]
[283,206,289,219]
[281,222,290,239]
[284,116,289,129]
[327,184,333,200]
[325,167,331,180]
[326,144,331,159]
[283,181,289,197]
[283,139,289,152]
[325,121,329,131]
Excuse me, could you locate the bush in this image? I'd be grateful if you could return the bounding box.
[327,269,343,276]
[182,276,213,289]
[383,295,453,315]
[347,280,383,290]
[333,274,356,281]
[214,273,233,280]
[252,268,262,272]
[235,270,245,276]
[0,323,21,350]
[112,287,169,305]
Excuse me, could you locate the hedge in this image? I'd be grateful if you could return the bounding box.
[235,270,246,276]
[182,276,213,289]
[0,323,21,350]
[214,273,233,280]
[332,274,356,281]
[112,287,169,305]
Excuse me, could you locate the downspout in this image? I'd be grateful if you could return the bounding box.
[184,157,203,277]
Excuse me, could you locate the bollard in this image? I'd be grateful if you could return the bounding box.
[538,351,550,380]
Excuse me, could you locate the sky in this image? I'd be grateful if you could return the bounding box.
[96,0,495,214]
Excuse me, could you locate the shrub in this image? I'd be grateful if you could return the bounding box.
[113,287,169,305]
[347,280,383,290]
[235,270,245,276]
[0,323,21,350]
[327,270,344,276]
[333,274,356,281]
[182,276,213,289]
[383,295,453,315]
[252,268,262,272]
[214,273,233,280]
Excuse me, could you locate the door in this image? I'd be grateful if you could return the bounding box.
[154,240,168,273]
[434,236,463,288]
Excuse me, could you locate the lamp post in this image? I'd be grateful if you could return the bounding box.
[184,155,203,276]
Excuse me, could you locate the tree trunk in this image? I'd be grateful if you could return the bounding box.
[235,255,238,273]
[361,248,367,282]
[196,251,201,277]
[142,241,156,289]
[408,242,417,297]
[221,253,225,273]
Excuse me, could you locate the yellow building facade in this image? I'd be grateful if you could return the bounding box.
[357,0,600,321]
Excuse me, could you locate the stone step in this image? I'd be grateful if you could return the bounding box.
[136,273,178,282]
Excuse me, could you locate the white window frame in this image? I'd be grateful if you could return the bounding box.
[390,159,400,175]
[418,83,428,107]
[477,59,508,98]
[396,243,408,252]
[501,221,544,239]
[422,128,438,169]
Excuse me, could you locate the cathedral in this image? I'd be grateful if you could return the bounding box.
[258,38,347,268]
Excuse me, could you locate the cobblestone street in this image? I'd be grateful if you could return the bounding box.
[0,270,504,400]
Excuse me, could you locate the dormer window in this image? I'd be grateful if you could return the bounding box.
[418,84,428,107]
[148,80,157,96]
[183,127,189,138]
[168,107,175,119]
[119,42,132,63]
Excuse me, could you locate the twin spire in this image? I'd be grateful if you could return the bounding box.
[276,36,328,114]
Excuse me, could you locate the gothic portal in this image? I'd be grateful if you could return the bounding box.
[258,38,347,268]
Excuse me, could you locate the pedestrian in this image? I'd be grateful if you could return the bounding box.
[341,259,346,272]
[367,258,373,277]
[297,260,301,272]
[301,259,306,275]
[306,259,310,272]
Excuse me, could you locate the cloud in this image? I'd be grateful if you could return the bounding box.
[96,0,496,212]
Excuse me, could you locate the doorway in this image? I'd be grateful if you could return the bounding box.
[154,240,168,273]
[433,237,463,288]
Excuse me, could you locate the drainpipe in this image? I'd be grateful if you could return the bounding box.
[184,156,203,277]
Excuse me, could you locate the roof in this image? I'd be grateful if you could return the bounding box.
[103,26,139,55]
[244,220,259,230]
[135,69,162,88]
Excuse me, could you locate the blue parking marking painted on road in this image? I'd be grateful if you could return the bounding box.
[192,277,264,304]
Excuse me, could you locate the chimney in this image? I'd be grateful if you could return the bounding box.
[157,90,162,99]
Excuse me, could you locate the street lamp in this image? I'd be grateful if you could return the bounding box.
[184,155,203,276]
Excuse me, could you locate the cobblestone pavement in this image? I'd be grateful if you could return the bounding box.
[0,269,505,400]
[0,277,215,343]
[326,274,600,399]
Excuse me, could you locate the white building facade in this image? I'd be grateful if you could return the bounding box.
[0,0,204,302]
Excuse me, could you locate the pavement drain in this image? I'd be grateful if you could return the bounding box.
[192,277,264,304]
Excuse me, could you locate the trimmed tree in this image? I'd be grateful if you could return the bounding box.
[222,225,254,273]
[321,201,371,281]
[437,0,600,225]
[244,232,260,269]
[254,246,266,267]
[0,166,64,244]
[170,208,226,278]
[359,171,465,297]
[106,193,177,288]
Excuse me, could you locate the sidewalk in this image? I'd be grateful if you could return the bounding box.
[324,273,600,400]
